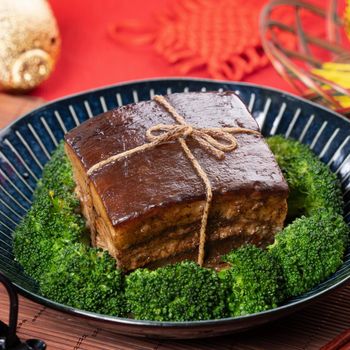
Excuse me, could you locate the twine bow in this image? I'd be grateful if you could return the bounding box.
[87,95,260,266]
[146,123,250,160]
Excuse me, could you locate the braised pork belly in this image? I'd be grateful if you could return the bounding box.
[64,92,288,271]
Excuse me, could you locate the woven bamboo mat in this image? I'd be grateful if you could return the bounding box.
[0,284,349,349]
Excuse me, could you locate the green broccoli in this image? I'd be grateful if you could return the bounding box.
[13,202,83,280]
[13,142,126,316]
[40,243,125,316]
[219,245,285,316]
[267,135,343,219]
[35,142,77,200]
[269,209,349,297]
[13,136,349,321]
[126,261,227,321]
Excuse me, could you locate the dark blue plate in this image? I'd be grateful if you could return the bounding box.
[0,78,349,339]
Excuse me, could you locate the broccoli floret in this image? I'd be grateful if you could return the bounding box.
[14,181,85,280]
[35,142,77,200]
[126,261,227,321]
[14,143,85,271]
[13,143,85,279]
[13,143,126,316]
[40,243,126,316]
[219,245,285,316]
[267,135,343,218]
[269,209,349,297]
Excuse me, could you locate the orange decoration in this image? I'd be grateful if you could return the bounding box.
[345,0,350,40]
[109,0,294,80]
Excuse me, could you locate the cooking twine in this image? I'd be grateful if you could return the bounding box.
[87,95,260,265]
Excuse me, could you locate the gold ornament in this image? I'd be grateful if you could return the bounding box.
[0,0,61,92]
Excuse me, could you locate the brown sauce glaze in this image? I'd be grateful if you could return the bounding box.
[65,92,288,228]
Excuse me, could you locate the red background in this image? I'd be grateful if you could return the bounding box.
[32,0,296,101]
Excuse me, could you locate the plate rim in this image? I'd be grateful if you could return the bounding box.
[2,77,350,136]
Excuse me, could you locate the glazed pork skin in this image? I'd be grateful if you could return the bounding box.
[64,92,289,271]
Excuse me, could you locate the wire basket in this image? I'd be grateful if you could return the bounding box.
[260,0,350,116]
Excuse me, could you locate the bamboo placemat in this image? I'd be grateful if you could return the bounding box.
[0,283,349,350]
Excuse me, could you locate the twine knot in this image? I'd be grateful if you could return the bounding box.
[87,94,260,266]
[146,123,246,160]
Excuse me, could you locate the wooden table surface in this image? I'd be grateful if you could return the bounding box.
[1,284,350,350]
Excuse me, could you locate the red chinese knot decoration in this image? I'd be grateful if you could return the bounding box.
[110,0,282,80]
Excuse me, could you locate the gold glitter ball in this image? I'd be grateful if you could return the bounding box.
[0,0,61,92]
